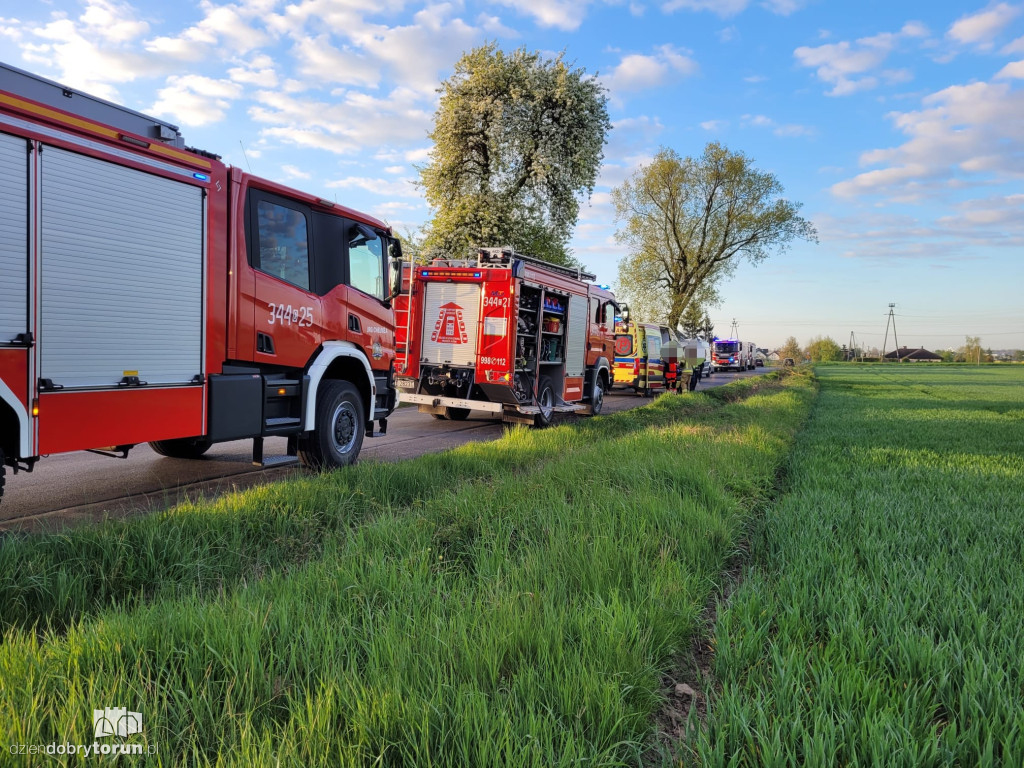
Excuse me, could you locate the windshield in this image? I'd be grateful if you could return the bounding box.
[714,341,739,354]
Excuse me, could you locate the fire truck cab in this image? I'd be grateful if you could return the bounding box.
[394,248,617,426]
[0,63,399,504]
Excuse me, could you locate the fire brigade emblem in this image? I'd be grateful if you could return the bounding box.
[431,302,469,344]
[371,341,383,359]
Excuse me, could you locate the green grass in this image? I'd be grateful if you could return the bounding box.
[694,365,1024,767]
[0,371,813,767]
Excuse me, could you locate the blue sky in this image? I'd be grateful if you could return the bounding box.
[2,0,1022,351]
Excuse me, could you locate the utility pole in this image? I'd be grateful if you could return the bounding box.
[729,318,739,339]
[848,331,856,362]
[881,303,899,363]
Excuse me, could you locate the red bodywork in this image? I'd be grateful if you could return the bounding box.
[0,80,395,464]
[395,252,616,421]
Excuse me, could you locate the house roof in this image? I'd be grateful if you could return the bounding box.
[883,346,942,360]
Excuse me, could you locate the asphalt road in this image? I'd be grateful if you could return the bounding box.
[0,368,766,530]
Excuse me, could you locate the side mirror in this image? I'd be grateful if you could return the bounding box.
[386,258,404,303]
[620,304,631,322]
[389,238,403,260]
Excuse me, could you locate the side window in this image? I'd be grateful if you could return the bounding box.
[255,199,310,290]
[348,222,384,300]
[603,303,615,326]
[591,297,601,323]
[648,334,662,359]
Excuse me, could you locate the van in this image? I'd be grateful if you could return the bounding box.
[612,322,673,395]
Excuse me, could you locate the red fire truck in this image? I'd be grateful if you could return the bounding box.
[0,64,401,503]
[394,249,618,426]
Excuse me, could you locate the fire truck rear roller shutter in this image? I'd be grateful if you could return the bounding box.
[0,132,28,343]
[38,146,204,388]
[565,294,588,377]
[420,283,480,367]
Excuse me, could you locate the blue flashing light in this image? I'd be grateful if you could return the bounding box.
[421,270,429,277]
[192,172,210,181]
[474,272,481,278]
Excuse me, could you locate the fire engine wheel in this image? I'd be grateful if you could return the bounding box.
[534,376,556,428]
[587,376,605,416]
[299,380,365,469]
[445,407,471,421]
[148,437,213,459]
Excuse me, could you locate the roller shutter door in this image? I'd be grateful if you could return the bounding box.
[39,146,204,387]
[565,294,588,377]
[0,132,28,343]
[420,282,481,366]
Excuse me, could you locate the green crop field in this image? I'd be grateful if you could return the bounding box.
[695,365,1024,767]
[0,372,813,767]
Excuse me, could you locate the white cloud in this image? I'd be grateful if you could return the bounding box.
[719,26,738,42]
[948,3,1020,50]
[247,87,433,156]
[325,175,421,198]
[15,1,166,97]
[700,119,726,130]
[491,0,593,30]
[995,59,1024,78]
[150,75,244,126]
[742,113,814,137]
[145,1,271,61]
[661,0,806,16]
[794,23,927,96]
[601,44,697,97]
[662,0,748,16]
[832,79,1024,201]
[744,74,767,83]
[1003,35,1024,53]
[290,34,381,88]
[281,164,312,180]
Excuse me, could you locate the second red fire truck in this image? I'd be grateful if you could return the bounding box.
[394,249,619,426]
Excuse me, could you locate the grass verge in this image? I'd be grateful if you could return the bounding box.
[0,371,813,766]
[694,365,1024,767]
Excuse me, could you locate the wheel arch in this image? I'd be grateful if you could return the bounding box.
[304,342,375,432]
[0,380,29,459]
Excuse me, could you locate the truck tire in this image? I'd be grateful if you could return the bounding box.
[587,374,605,416]
[534,376,556,428]
[298,380,365,469]
[445,407,471,421]
[149,437,213,459]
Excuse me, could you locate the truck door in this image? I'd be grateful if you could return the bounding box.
[337,222,395,409]
[246,191,323,368]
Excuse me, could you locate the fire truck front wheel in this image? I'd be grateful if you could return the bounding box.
[534,376,556,428]
[587,375,605,416]
[299,380,365,469]
[149,437,213,459]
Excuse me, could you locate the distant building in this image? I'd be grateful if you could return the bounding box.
[883,346,942,362]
